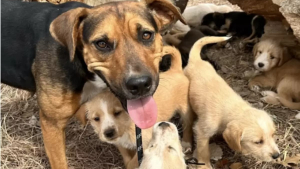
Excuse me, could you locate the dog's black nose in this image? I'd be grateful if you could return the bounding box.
[126,76,152,96]
[104,128,116,139]
[258,62,264,68]
[272,152,280,159]
[158,122,170,129]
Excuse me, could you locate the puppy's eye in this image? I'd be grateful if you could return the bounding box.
[258,51,262,54]
[168,146,175,150]
[114,111,122,117]
[94,117,100,121]
[270,55,275,59]
[142,31,153,40]
[254,140,264,144]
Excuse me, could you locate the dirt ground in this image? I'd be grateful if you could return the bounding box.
[1,0,300,169]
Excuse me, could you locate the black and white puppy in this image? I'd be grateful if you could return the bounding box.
[201,12,266,43]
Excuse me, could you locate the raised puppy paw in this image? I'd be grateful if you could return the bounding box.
[261,90,277,97]
[261,95,281,105]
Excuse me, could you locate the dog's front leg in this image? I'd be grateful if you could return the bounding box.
[40,110,69,169]
[38,91,80,169]
[249,74,275,92]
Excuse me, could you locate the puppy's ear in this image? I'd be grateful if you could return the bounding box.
[145,0,186,33]
[278,46,291,66]
[75,104,88,126]
[223,121,243,152]
[50,8,89,61]
[252,43,259,58]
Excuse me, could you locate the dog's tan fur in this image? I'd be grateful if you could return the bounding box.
[184,37,279,168]
[249,39,300,110]
[139,122,186,169]
[76,46,193,169]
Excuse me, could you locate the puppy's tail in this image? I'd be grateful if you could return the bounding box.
[279,97,300,110]
[189,36,231,63]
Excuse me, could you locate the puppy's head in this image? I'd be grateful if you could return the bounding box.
[253,39,291,71]
[50,0,185,106]
[140,122,186,169]
[201,12,225,31]
[223,109,280,162]
[76,89,131,143]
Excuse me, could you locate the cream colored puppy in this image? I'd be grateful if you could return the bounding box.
[184,37,280,168]
[173,3,233,33]
[249,39,300,110]
[139,121,186,169]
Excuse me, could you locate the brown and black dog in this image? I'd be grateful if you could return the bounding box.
[1,0,185,168]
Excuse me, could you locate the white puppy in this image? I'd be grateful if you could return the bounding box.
[139,121,186,169]
[173,3,233,32]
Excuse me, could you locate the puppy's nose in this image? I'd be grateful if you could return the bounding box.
[258,62,264,68]
[158,122,170,129]
[126,76,152,96]
[104,128,116,139]
[272,152,280,159]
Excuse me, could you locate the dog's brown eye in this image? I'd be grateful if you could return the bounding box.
[94,117,100,121]
[114,111,122,117]
[258,51,262,54]
[255,140,264,144]
[142,32,152,40]
[270,55,275,59]
[97,41,107,48]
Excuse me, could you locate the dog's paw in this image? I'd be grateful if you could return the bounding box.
[261,96,281,105]
[261,90,277,97]
[250,85,260,92]
[181,141,192,154]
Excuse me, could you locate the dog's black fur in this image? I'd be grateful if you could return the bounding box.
[1,0,93,93]
[201,11,266,38]
[177,29,219,69]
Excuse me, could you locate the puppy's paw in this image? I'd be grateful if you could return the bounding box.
[250,85,260,92]
[261,96,281,105]
[181,141,192,154]
[261,90,277,97]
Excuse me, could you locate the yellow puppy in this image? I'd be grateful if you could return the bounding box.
[140,121,186,169]
[249,39,300,110]
[184,37,280,168]
[76,46,194,169]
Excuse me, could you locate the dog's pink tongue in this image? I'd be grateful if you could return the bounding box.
[127,96,157,129]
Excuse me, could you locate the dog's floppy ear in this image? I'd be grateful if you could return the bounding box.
[145,0,186,33]
[223,121,244,152]
[278,46,291,66]
[75,103,88,126]
[252,43,259,58]
[50,8,89,61]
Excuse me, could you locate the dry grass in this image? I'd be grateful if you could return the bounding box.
[1,0,300,168]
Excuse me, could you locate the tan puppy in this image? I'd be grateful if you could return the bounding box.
[139,121,186,169]
[76,46,193,169]
[184,37,280,169]
[249,39,300,110]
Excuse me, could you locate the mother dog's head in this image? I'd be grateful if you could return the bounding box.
[49,0,185,128]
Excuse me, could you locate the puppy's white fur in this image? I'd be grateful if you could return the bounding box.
[184,37,279,168]
[139,122,186,169]
[173,3,233,33]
